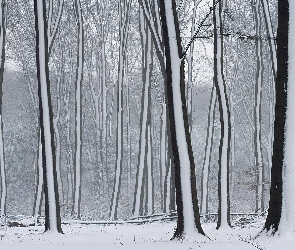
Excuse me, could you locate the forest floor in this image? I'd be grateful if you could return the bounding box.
[0,217,293,249]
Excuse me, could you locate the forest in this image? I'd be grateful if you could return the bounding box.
[0,0,294,249]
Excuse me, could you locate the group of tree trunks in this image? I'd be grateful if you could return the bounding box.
[0,0,292,239]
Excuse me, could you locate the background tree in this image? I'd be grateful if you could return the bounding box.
[72,0,84,220]
[213,0,231,229]
[0,0,6,217]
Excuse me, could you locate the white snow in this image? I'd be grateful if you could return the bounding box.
[0,220,293,249]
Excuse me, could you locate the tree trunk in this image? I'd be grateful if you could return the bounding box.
[280,0,295,235]
[0,0,5,217]
[213,0,231,229]
[264,0,288,234]
[160,102,167,212]
[159,0,205,239]
[201,85,216,217]
[133,9,153,217]
[253,0,264,214]
[34,0,62,233]
[33,132,44,219]
[110,0,130,220]
[72,0,84,219]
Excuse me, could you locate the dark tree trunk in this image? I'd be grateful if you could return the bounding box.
[264,0,288,234]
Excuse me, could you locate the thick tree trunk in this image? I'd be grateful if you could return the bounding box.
[34,0,62,233]
[264,0,288,234]
[159,0,205,239]
[280,0,295,234]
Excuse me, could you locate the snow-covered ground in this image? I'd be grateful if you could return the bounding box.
[0,218,294,250]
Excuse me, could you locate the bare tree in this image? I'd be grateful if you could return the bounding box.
[34,0,62,233]
[213,0,231,229]
[159,0,205,239]
[110,0,131,221]
[252,0,264,214]
[264,0,288,235]
[72,0,84,219]
[133,8,153,217]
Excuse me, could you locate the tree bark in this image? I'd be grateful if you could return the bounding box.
[34,0,62,233]
[264,0,288,234]
[72,0,84,219]
[159,0,205,238]
[201,85,217,217]
[252,0,264,214]
[110,0,130,220]
[213,0,231,229]
[0,0,5,217]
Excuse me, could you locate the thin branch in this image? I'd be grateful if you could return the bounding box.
[182,0,221,59]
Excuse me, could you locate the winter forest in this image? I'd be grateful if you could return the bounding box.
[0,0,294,249]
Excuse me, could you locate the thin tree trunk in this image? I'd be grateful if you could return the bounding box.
[261,0,276,182]
[201,85,217,217]
[0,0,5,217]
[261,0,277,79]
[213,0,231,229]
[33,132,43,219]
[133,8,153,217]
[253,0,264,214]
[160,102,166,212]
[146,123,154,215]
[72,0,84,219]
[110,0,130,220]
